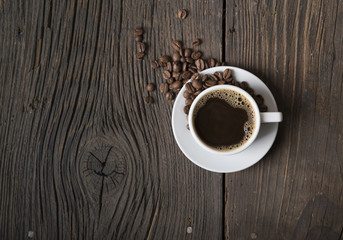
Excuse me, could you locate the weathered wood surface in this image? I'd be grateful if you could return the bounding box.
[0,0,342,239]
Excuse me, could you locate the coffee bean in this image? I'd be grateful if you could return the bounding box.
[144,96,153,104]
[134,27,144,36]
[208,58,216,67]
[195,59,205,71]
[185,98,193,106]
[160,83,169,94]
[172,71,181,80]
[184,48,192,57]
[167,62,172,72]
[254,94,264,105]
[240,81,248,90]
[218,80,226,85]
[181,71,192,80]
[183,90,191,98]
[180,57,186,63]
[201,74,208,82]
[137,42,145,53]
[177,9,187,20]
[214,71,223,80]
[234,81,240,87]
[191,73,200,81]
[136,52,145,60]
[259,104,268,112]
[135,35,143,42]
[204,61,209,69]
[173,62,182,72]
[163,70,171,79]
[205,79,217,87]
[146,83,155,92]
[192,38,201,46]
[182,62,188,72]
[159,60,167,67]
[185,82,195,93]
[182,79,188,85]
[172,52,181,62]
[223,69,232,79]
[166,92,175,101]
[167,77,175,84]
[189,68,197,74]
[179,48,184,56]
[192,79,202,90]
[215,62,221,67]
[185,57,194,64]
[226,77,234,84]
[150,60,159,69]
[172,40,183,51]
[210,74,219,81]
[184,105,190,114]
[191,51,202,60]
[194,90,202,96]
[169,80,182,90]
[159,55,171,63]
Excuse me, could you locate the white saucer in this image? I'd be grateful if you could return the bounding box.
[171,66,279,173]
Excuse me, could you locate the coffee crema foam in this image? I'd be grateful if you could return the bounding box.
[193,89,256,151]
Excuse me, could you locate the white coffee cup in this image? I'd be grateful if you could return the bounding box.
[188,85,283,155]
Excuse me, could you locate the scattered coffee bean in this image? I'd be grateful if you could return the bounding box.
[167,62,173,72]
[181,71,192,80]
[185,57,194,64]
[192,38,201,46]
[135,35,143,42]
[254,94,264,105]
[208,58,216,67]
[194,90,202,96]
[172,40,183,51]
[191,51,202,60]
[240,81,248,90]
[259,104,268,112]
[185,82,195,93]
[214,71,223,80]
[166,92,175,101]
[182,79,188,85]
[173,62,182,72]
[218,80,226,85]
[201,74,208,82]
[134,27,144,36]
[167,77,175,84]
[182,62,188,72]
[163,70,171,79]
[137,42,146,53]
[223,68,232,79]
[205,79,217,87]
[180,57,186,63]
[144,96,153,104]
[183,90,191,98]
[169,80,182,90]
[136,52,145,60]
[184,48,192,57]
[160,83,169,94]
[172,52,181,62]
[189,68,197,74]
[173,72,181,80]
[192,79,202,90]
[151,60,159,69]
[160,55,171,63]
[184,105,190,114]
[177,9,187,20]
[146,83,155,92]
[195,59,205,71]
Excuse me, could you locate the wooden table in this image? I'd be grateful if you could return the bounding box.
[1,0,342,239]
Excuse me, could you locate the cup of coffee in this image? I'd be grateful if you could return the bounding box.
[188,85,282,155]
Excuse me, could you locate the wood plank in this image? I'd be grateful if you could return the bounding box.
[224,0,343,239]
[0,0,224,239]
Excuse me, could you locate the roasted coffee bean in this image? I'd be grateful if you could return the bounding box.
[226,77,234,84]
[191,51,202,60]
[134,27,144,36]
[254,94,264,105]
[223,68,232,79]
[159,55,171,63]
[240,81,248,90]
[201,74,208,82]
[172,40,183,51]
[135,35,143,42]
[177,9,187,20]
[208,58,216,67]
[184,48,192,57]
[192,79,202,90]
[169,80,182,90]
[185,57,194,64]
[182,62,188,72]
[205,79,217,87]
[184,105,190,114]
[185,82,195,93]
[189,68,197,74]
[172,52,181,62]
[160,83,169,94]
[150,60,159,69]
[166,92,175,101]
[146,83,155,92]
[259,104,268,112]
[192,38,201,46]
[163,70,171,79]
[183,90,191,98]
[137,42,145,53]
[144,96,153,104]
[185,98,193,106]
[234,81,240,87]
[167,62,172,72]
[204,61,209,69]
[194,90,202,96]
[181,71,192,80]
[179,48,184,56]
[167,77,175,84]
[214,71,223,80]
[215,62,221,67]
[180,57,186,63]
[195,59,205,71]
[191,73,200,81]
[136,52,145,60]
[183,79,188,85]
[172,71,181,81]
[173,62,182,72]
[218,80,226,85]
[210,74,219,81]
[159,60,167,67]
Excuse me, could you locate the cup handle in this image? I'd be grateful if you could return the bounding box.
[260,112,283,123]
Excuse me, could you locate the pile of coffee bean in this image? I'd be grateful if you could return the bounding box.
[134,28,146,60]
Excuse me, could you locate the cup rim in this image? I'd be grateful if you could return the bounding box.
[188,85,261,155]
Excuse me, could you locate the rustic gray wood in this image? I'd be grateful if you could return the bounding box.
[225,0,343,239]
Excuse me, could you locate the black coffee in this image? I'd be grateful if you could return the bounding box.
[193,89,256,151]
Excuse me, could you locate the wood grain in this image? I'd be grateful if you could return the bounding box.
[0,0,223,239]
[225,0,343,239]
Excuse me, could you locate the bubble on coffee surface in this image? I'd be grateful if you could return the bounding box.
[193,89,256,151]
